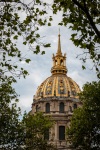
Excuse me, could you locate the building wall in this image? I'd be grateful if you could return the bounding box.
[32,97,82,150]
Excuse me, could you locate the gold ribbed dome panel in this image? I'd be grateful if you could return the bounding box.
[34,74,81,100]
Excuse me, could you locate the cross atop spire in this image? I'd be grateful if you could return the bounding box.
[56,29,62,56]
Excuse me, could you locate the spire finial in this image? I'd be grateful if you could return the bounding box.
[56,29,62,55]
[59,28,60,35]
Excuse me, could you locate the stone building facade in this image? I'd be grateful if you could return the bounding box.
[31,33,82,150]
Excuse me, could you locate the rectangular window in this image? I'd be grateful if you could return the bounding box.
[59,126,65,140]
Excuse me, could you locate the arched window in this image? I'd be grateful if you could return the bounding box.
[59,126,65,140]
[69,106,72,112]
[55,60,57,65]
[59,102,64,113]
[44,129,49,140]
[46,103,50,113]
[60,59,63,65]
[36,105,38,112]
[73,103,77,109]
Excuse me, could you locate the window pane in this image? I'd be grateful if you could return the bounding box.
[73,103,77,109]
[46,103,50,113]
[36,105,38,112]
[59,102,64,113]
[69,106,72,112]
[59,126,65,140]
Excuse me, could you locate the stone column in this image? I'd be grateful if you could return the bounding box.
[55,122,58,140]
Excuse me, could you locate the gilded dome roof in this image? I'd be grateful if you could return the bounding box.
[34,74,80,100]
[34,33,81,100]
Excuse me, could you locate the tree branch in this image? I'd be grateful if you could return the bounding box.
[72,0,100,38]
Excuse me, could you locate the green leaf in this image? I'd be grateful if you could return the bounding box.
[25,59,31,63]
[13,35,18,40]
[58,23,63,26]
[49,17,53,21]
[23,41,27,45]
[48,22,51,26]
[18,7,21,10]
[23,70,28,75]
[44,44,51,47]
[14,66,17,68]
[82,65,86,70]
[41,51,45,55]
[36,45,40,53]
[36,34,40,38]
[18,32,21,36]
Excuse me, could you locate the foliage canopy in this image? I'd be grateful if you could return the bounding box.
[0,77,24,149]
[22,112,56,150]
[66,81,100,150]
[0,0,51,80]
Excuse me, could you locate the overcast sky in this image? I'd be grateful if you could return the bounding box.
[13,5,98,114]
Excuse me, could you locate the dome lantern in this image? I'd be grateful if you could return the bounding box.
[51,32,67,75]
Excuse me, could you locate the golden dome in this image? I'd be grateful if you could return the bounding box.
[34,33,81,100]
[34,74,80,100]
